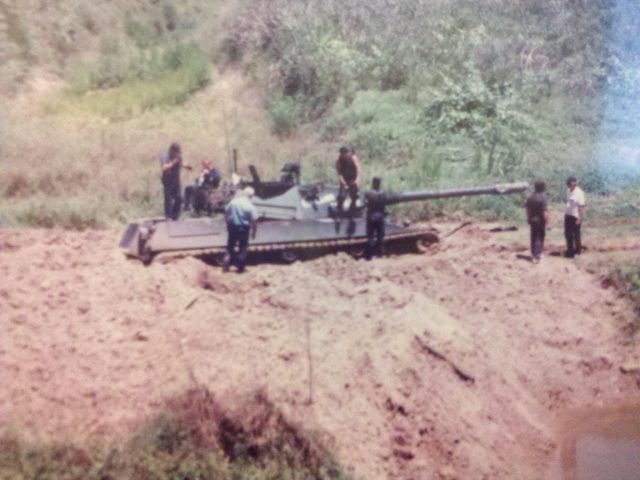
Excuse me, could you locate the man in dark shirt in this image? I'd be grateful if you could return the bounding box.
[160,142,191,220]
[364,177,391,260]
[525,180,549,264]
[335,146,361,216]
[184,160,221,215]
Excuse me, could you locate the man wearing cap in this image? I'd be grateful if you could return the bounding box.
[335,146,361,216]
[564,176,586,258]
[364,177,393,260]
[223,187,259,273]
[525,180,549,264]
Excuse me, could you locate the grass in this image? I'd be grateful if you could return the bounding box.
[604,263,640,339]
[1,0,639,229]
[60,41,213,120]
[57,65,212,121]
[0,66,306,230]
[584,255,640,343]
[0,388,351,480]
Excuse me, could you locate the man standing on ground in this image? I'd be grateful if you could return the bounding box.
[525,180,549,264]
[564,176,586,258]
[223,187,259,273]
[365,177,392,260]
[336,146,361,216]
[160,142,191,220]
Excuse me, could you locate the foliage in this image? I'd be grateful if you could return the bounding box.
[0,389,350,480]
[421,75,545,177]
[266,95,302,137]
[2,0,640,227]
[600,260,640,339]
[64,41,212,119]
[223,0,637,197]
[43,3,214,119]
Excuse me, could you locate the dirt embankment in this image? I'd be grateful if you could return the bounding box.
[0,225,638,479]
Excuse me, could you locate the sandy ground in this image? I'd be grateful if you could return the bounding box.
[0,223,638,479]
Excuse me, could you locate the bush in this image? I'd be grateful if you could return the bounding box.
[0,389,350,480]
[266,95,302,137]
[64,42,212,119]
[602,262,640,339]
[1,198,106,230]
[70,41,211,93]
[220,0,640,223]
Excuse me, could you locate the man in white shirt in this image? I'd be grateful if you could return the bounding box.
[564,176,586,258]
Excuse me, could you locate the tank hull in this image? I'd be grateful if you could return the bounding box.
[119,216,435,263]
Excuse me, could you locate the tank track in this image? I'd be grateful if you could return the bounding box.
[153,229,437,262]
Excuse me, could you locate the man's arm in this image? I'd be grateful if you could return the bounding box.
[161,158,177,172]
[336,159,346,187]
[576,190,586,225]
[577,205,586,226]
[250,206,258,239]
[353,155,361,187]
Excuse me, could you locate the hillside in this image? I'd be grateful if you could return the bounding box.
[2,2,640,479]
[1,0,640,228]
[1,224,639,478]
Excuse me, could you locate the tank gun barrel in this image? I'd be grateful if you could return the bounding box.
[388,181,529,204]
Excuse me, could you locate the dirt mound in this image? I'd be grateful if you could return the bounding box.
[0,225,637,479]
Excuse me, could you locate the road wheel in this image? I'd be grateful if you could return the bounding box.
[415,232,439,253]
[280,249,299,264]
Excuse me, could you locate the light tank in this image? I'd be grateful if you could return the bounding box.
[118,164,528,264]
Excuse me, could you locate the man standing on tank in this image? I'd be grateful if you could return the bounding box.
[336,146,361,216]
[160,142,190,220]
[223,187,259,274]
[564,176,586,258]
[525,180,549,264]
[365,176,392,260]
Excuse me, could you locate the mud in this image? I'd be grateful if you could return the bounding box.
[0,224,638,479]
[547,403,640,480]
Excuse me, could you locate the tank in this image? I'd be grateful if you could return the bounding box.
[118,164,528,264]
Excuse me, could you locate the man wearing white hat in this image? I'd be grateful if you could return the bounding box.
[223,187,259,273]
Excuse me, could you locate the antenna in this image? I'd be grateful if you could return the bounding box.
[221,97,232,176]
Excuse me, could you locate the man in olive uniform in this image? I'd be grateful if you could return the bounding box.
[525,180,549,264]
[365,177,391,260]
[335,146,361,216]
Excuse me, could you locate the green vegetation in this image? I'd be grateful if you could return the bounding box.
[605,263,640,339]
[0,389,350,480]
[1,0,639,227]
[226,0,638,195]
[581,252,640,341]
[59,5,212,120]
